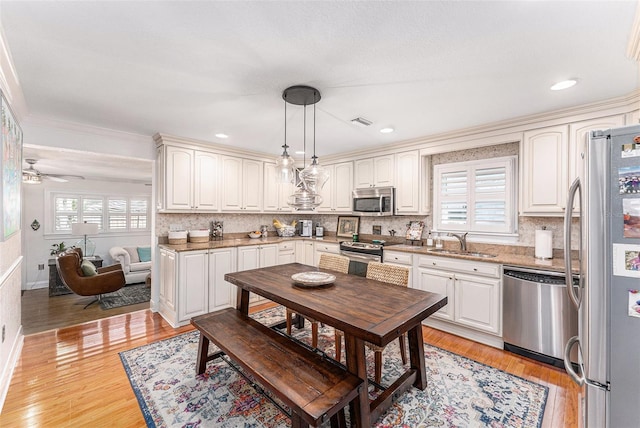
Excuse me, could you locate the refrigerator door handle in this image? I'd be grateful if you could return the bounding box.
[564,177,582,309]
[564,335,585,386]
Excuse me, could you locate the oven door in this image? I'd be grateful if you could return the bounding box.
[340,250,381,277]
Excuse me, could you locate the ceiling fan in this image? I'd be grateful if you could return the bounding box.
[22,158,85,184]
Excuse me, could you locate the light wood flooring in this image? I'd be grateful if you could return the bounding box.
[1,302,578,427]
[21,287,150,335]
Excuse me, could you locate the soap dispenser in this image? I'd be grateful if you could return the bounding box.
[426,231,434,247]
[435,233,443,249]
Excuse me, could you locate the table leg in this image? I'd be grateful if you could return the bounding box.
[407,324,427,389]
[236,288,250,315]
[196,333,210,375]
[344,334,371,428]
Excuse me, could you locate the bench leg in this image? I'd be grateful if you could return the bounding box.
[196,333,210,375]
[290,412,310,428]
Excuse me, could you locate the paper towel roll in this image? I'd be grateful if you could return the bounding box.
[535,230,553,259]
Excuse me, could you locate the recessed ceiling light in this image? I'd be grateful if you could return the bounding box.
[215,133,229,139]
[550,79,577,91]
[380,127,395,134]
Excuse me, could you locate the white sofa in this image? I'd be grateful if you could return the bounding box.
[109,246,152,284]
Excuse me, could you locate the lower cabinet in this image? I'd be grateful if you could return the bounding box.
[278,241,295,264]
[313,241,340,266]
[159,247,237,327]
[383,250,413,288]
[295,240,315,265]
[414,254,502,347]
[237,244,278,305]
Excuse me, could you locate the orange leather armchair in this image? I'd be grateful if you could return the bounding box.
[56,248,125,308]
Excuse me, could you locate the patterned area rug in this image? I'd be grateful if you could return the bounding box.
[100,283,150,310]
[120,306,548,427]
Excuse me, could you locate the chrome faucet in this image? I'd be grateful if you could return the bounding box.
[448,232,468,252]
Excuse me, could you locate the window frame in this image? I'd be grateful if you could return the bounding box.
[433,155,518,236]
[45,190,150,236]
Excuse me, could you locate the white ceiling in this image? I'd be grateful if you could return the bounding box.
[2,1,639,181]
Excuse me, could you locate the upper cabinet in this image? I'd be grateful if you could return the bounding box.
[263,162,293,212]
[354,155,394,188]
[520,114,626,216]
[161,145,219,212]
[318,161,353,213]
[395,150,429,215]
[220,156,263,212]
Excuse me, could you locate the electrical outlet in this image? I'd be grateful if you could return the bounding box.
[38,263,45,270]
[2,325,5,343]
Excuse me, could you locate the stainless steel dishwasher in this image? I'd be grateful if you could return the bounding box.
[503,266,578,368]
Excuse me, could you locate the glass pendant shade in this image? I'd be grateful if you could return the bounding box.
[287,186,323,211]
[300,158,329,193]
[275,145,296,184]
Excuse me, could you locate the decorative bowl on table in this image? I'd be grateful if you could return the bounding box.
[248,232,261,239]
[291,271,336,288]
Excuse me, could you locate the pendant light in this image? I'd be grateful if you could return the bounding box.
[275,99,296,184]
[281,85,327,210]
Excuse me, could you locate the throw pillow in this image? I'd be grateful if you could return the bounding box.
[124,246,140,263]
[81,259,97,276]
[137,246,151,262]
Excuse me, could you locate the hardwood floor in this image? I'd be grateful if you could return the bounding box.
[1,302,579,427]
[21,287,150,335]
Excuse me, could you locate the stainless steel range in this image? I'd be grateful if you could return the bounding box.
[339,241,384,277]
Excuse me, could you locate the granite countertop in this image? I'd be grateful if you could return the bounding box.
[159,235,578,274]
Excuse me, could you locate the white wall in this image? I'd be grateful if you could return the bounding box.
[22,179,152,290]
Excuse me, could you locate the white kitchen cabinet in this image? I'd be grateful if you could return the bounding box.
[314,241,340,266]
[318,162,353,213]
[178,250,209,321]
[383,250,413,288]
[237,244,277,304]
[208,247,237,312]
[354,155,394,188]
[395,150,428,214]
[264,162,294,212]
[414,255,502,343]
[220,156,263,212]
[278,241,296,264]
[295,240,315,265]
[520,125,568,215]
[159,248,176,318]
[163,145,219,211]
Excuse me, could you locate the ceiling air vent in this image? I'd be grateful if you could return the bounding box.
[350,117,372,127]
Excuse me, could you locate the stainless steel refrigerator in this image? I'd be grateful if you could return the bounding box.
[564,124,640,428]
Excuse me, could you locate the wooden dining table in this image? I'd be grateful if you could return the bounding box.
[225,262,447,427]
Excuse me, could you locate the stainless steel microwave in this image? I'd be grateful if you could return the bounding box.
[352,187,395,216]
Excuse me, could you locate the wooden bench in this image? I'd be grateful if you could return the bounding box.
[191,308,363,428]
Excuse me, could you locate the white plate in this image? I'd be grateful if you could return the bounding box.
[291,271,336,288]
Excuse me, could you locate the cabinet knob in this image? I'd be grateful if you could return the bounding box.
[473,268,478,271]
[432,262,436,266]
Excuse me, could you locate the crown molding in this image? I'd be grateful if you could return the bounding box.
[153,132,277,162]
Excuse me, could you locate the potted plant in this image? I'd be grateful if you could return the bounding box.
[50,242,68,256]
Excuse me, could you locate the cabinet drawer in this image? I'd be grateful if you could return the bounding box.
[278,241,294,252]
[384,251,412,265]
[315,242,339,254]
[416,255,500,278]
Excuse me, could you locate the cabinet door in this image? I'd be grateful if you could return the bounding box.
[242,159,263,212]
[156,145,165,210]
[395,151,420,214]
[333,162,354,212]
[415,267,454,321]
[521,125,568,215]
[166,146,193,210]
[220,156,243,210]
[194,151,219,211]
[354,158,374,188]
[454,272,501,335]
[264,163,293,212]
[178,251,209,321]
[237,246,259,271]
[208,248,236,312]
[374,155,394,186]
[294,241,314,265]
[259,244,278,268]
[159,249,176,313]
[318,164,334,212]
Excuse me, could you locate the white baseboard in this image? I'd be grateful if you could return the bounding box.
[422,318,504,349]
[0,325,23,413]
[23,280,48,290]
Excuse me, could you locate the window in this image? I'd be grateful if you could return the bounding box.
[49,192,150,234]
[433,156,517,235]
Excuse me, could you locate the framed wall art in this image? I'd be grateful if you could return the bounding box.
[336,216,359,238]
[1,90,23,241]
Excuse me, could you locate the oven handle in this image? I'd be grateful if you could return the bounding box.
[340,250,381,263]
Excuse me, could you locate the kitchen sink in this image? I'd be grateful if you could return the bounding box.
[427,249,497,258]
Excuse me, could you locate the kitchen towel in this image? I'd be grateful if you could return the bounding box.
[535,229,553,259]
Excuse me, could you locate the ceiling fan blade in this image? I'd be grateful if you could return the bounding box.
[45,173,85,180]
[44,175,68,183]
